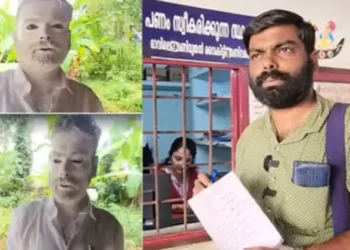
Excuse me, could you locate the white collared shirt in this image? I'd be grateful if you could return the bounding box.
[7,197,124,250]
[0,67,104,113]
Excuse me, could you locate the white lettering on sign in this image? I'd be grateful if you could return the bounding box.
[144,10,250,60]
[149,37,249,59]
[173,12,231,42]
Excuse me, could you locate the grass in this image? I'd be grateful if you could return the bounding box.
[84,78,142,113]
[0,203,142,250]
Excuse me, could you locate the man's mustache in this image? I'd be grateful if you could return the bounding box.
[255,70,291,87]
[56,177,77,186]
[31,41,59,51]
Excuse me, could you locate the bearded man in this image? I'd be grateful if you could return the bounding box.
[8,115,123,250]
[193,9,350,250]
[0,0,103,112]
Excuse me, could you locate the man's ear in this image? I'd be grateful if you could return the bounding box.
[91,155,98,178]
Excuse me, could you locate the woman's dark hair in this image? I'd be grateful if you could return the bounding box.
[243,9,315,55]
[163,137,197,165]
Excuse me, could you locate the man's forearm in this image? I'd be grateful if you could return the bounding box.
[305,230,350,250]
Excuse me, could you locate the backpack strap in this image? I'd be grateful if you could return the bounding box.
[326,103,350,237]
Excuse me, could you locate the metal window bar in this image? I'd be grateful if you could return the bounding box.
[208,67,213,175]
[181,65,188,229]
[143,58,243,239]
[151,63,160,234]
[143,161,230,172]
[143,130,231,134]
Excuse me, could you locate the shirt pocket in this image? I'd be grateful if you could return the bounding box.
[280,182,329,234]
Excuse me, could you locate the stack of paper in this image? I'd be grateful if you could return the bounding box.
[188,172,283,250]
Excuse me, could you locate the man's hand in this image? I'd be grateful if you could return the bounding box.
[193,173,213,196]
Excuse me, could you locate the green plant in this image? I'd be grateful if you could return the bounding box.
[90,117,142,205]
[0,207,12,239]
[14,117,32,178]
[99,118,142,171]
[74,0,142,113]
[0,0,16,63]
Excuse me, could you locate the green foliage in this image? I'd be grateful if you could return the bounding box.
[99,154,114,174]
[73,0,142,112]
[0,116,34,201]
[98,118,142,172]
[14,117,32,178]
[68,0,142,112]
[46,115,58,137]
[0,207,12,241]
[85,77,142,113]
[91,118,142,206]
[91,174,127,204]
[0,0,16,63]
[0,152,17,192]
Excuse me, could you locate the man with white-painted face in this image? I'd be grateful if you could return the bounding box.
[7,116,124,250]
[0,0,103,112]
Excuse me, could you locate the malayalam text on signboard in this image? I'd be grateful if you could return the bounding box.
[142,0,253,65]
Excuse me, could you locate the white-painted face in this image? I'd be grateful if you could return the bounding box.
[14,0,72,69]
[49,127,96,204]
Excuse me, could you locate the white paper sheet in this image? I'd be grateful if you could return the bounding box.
[188,172,283,250]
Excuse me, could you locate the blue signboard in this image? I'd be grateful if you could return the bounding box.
[142,0,254,65]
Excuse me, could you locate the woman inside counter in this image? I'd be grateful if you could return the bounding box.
[160,137,200,214]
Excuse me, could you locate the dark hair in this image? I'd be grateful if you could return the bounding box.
[53,115,101,151]
[163,137,197,165]
[243,9,315,55]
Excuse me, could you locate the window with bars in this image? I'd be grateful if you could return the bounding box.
[142,58,249,249]
[142,57,350,249]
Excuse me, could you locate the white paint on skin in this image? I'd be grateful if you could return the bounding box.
[15,0,72,73]
[48,127,96,205]
[13,0,73,111]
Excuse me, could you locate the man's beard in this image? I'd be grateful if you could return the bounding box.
[249,59,315,109]
[28,41,65,67]
[52,177,85,203]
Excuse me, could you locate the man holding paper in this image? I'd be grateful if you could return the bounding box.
[193,9,350,250]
